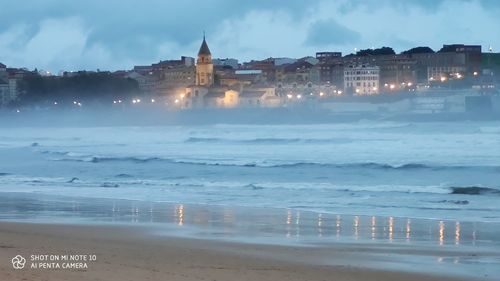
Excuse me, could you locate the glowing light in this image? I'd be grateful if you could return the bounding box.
[439,221,445,246]
[136,99,141,103]
[473,71,478,76]
[54,102,58,105]
[296,94,302,99]
[353,216,359,240]
[406,219,411,240]
[319,92,324,96]
[118,100,122,103]
[180,94,185,99]
[132,99,137,104]
[371,216,376,240]
[440,76,447,82]
[456,73,462,79]
[73,101,77,105]
[372,87,377,91]
[77,102,82,107]
[388,216,394,242]
[174,99,179,104]
[113,100,117,104]
[407,82,413,87]
[355,88,360,93]
[176,204,184,226]
[286,209,292,225]
[287,94,293,99]
[151,98,155,103]
[337,90,342,95]
[16,109,20,113]
[318,213,323,237]
[389,84,395,90]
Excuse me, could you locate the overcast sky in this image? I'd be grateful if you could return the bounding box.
[0,0,498,72]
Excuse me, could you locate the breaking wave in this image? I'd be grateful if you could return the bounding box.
[45,152,496,172]
[450,186,500,195]
[184,137,353,144]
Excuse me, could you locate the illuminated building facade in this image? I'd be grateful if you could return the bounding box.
[344,65,380,95]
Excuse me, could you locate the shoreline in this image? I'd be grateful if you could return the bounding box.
[0,193,499,280]
[0,221,485,281]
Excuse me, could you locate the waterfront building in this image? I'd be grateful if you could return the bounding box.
[344,65,380,95]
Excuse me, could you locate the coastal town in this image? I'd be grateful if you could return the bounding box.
[1,36,499,114]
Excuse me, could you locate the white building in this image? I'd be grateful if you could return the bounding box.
[0,63,18,106]
[344,65,380,95]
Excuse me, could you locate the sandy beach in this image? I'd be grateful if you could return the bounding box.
[0,221,479,281]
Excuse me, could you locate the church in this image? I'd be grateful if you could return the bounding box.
[184,35,282,109]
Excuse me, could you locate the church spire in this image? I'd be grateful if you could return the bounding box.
[198,32,211,56]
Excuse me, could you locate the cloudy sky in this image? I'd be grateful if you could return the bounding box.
[0,0,498,72]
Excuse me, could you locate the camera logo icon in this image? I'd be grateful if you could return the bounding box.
[11,255,26,269]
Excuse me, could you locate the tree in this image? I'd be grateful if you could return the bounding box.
[356,47,395,56]
[401,46,434,54]
[17,72,140,107]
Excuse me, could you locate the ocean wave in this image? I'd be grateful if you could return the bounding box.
[184,137,352,144]
[46,153,495,172]
[450,186,500,195]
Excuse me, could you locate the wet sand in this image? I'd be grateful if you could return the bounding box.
[0,221,480,281]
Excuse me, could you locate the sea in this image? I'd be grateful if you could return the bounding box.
[1,121,500,223]
[2,120,500,278]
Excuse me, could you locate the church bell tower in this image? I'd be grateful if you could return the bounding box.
[196,33,214,86]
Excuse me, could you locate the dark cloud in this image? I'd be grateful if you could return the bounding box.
[0,0,313,62]
[0,0,498,71]
[305,18,361,46]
